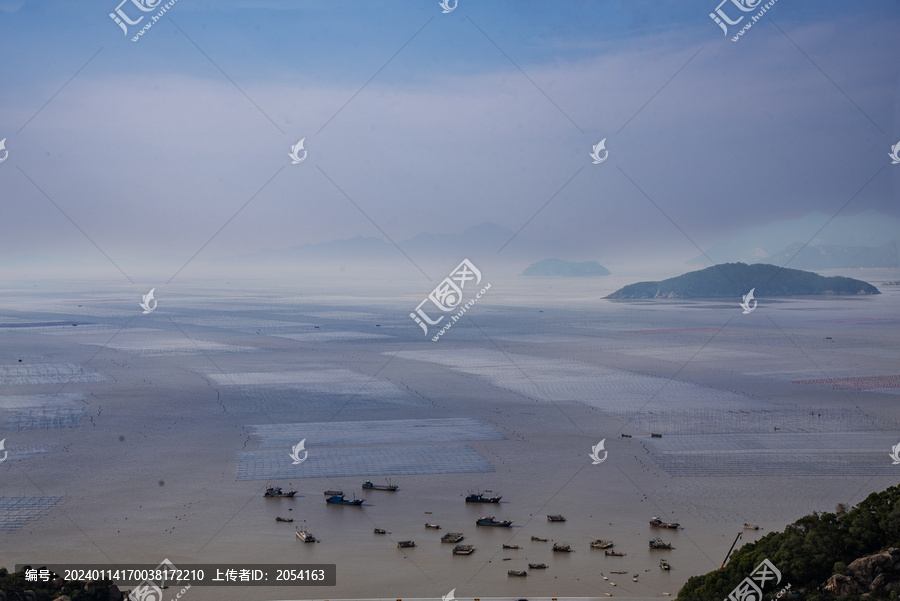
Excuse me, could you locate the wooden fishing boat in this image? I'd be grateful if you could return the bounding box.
[502,544,521,549]
[374,528,387,534]
[425,523,441,529]
[507,570,527,577]
[466,491,502,503]
[530,536,548,542]
[363,478,398,491]
[476,516,512,527]
[552,543,573,552]
[547,514,566,522]
[326,494,364,506]
[605,550,625,557]
[650,517,680,529]
[441,532,464,543]
[528,563,548,569]
[397,540,416,548]
[591,539,614,549]
[275,517,293,522]
[453,545,475,555]
[264,486,298,498]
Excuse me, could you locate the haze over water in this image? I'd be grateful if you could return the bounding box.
[1,1,899,600]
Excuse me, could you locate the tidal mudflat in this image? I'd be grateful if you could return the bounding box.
[1,274,898,600]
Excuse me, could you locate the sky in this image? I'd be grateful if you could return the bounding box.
[0,0,897,280]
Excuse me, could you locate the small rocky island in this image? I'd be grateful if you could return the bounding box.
[523,258,610,276]
[605,262,879,299]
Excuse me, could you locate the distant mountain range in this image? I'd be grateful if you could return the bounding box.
[765,241,898,269]
[689,210,900,269]
[606,263,880,299]
[522,259,610,276]
[215,222,590,275]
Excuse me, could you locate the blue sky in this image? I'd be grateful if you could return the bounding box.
[0,0,897,278]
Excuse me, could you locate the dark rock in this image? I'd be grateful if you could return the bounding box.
[824,548,900,596]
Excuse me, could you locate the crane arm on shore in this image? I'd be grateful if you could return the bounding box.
[721,532,743,569]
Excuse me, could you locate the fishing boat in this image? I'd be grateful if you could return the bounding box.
[650,538,675,550]
[611,570,628,574]
[295,529,315,543]
[465,491,502,503]
[476,516,513,527]
[441,533,464,543]
[547,514,566,522]
[374,528,387,534]
[264,486,298,498]
[651,433,663,438]
[275,517,293,522]
[528,563,548,569]
[605,550,625,557]
[650,517,680,529]
[502,544,521,549]
[743,523,760,530]
[621,433,632,438]
[552,543,573,552]
[323,490,343,496]
[660,559,671,570]
[591,539,614,549]
[362,478,398,491]
[453,545,475,555]
[507,570,527,577]
[326,494,364,506]
[397,540,416,548]
[530,536,548,542]
[425,523,441,529]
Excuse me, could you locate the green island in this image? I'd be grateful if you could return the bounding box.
[606,262,879,299]
[679,484,900,600]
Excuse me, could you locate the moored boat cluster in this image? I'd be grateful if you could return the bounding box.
[266,480,685,580]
